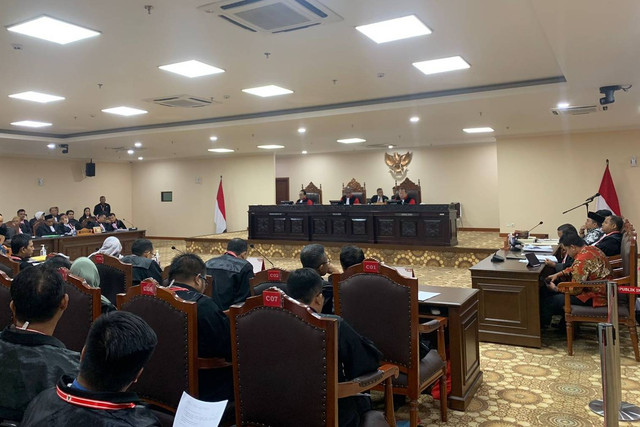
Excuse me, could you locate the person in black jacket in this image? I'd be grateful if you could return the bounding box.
[17,209,32,235]
[21,311,159,427]
[9,234,34,271]
[205,238,254,310]
[168,253,233,402]
[35,214,59,237]
[369,188,389,204]
[286,268,382,427]
[120,239,162,286]
[594,215,623,256]
[93,196,111,217]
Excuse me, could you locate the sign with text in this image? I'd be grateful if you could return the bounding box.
[267,269,282,282]
[363,260,380,273]
[141,280,157,296]
[618,286,640,295]
[263,289,282,307]
[94,254,104,264]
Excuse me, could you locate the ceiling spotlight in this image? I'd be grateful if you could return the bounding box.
[138,156,144,160]
[134,141,142,148]
[302,150,308,154]
[388,145,394,149]
[210,136,218,142]
[409,116,420,123]
[557,102,570,109]
[298,127,306,134]
[47,143,56,149]
[127,149,134,155]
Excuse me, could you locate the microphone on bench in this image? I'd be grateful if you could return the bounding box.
[170,246,186,255]
[120,218,138,231]
[249,244,275,268]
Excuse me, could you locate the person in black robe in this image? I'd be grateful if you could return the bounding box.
[594,215,623,256]
[398,187,416,205]
[9,235,35,272]
[120,239,162,286]
[369,188,389,204]
[93,196,111,217]
[36,214,60,237]
[168,253,233,402]
[65,210,82,229]
[20,312,159,427]
[56,214,77,236]
[296,190,314,205]
[340,188,360,205]
[16,209,32,235]
[300,243,341,314]
[0,265,80,422]
[286,268,382,427]
[205,238,254,310]
[107,213,126,231]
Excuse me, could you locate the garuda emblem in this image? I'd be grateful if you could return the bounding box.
[384,151,412,180]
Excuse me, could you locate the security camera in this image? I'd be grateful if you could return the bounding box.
[599,85,621,106]
[59,144,69,154]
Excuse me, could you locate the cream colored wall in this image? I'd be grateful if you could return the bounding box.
[0,157,132,222]
[497,129,640,236]
[131,155,275,236]
[275,143,499,228]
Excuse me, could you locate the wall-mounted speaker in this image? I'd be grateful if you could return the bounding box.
[86,162,96,177]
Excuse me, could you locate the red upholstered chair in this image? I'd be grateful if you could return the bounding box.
[0,271,13,330]
[559,220,639,361]
[52,270,102,352]
[333,259,448,426]
[248,268,289,296]
[0,254,20,278]
[229,289,398,427]
[116,279,229,413]
[90,254,133,305]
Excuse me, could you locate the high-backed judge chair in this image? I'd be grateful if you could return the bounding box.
[303,182,323,204]
[249,268,289,296]
[229,289,399,427]
[117,279,230,412]
[392,178,422,204]
[52,269,102,352]
[342,178,367,204]
[333,259,448,426]
[559,220,639,361]
[90,254,133,305]
[0,254,20,278]
[0,271,13,330]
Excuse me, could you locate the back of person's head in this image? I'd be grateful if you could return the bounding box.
[45,255,72,270]
[131,239,153,256]
[300,244,326,269]
[11,234,31,255]
[80,311,158,392]
[557,223,577,236]
[169,253,206,282]
[286,268,323,305]
[226,238,248,254]
[559,231,585,248]
[608,215,623,231]
[10,265,66,323]
[340,245,365,270]
[70,257,100,288]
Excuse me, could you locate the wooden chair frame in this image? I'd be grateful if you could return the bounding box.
[0,271,13,330]
[90,253,133,301]
[342,178,367,204]
[302,181,323,204]
[558,221,638,361]
[333,259,448,426]
[393,178,422,204]
[248,268,290,296]
[116,280,229,412]
[0,254,20,278]
[229,289,398,427]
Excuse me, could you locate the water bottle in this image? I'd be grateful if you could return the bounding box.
[40,244,47,257]
[153,250,160,267]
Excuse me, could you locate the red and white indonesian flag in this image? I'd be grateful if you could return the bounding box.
[596,162,621,216]
[215,177,227,233]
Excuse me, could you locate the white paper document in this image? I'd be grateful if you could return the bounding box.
[418,291,440,301]
[523,245,553,253]
[173,392,227,427]
[246,257,265,274]
[392,266,415,278]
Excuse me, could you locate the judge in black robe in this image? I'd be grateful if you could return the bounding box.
[36,215,60,237]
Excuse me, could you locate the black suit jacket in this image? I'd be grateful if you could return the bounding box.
[93,203,111,217]
[369,195,388,203]
[595,232,623,257]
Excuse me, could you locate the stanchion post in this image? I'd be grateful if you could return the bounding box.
[599,322,619,427]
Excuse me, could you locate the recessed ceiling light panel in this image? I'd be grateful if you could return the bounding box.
[463,127,494,133]
[242,85,293,97]
[208,148,234,153]
[298,127,306,134]
[302,150,308,154]
[127,149,134,155]
[159,60,225,78]
[210,136,218,142]
[11,120,52,128]
[7,16,100,45]
[47,143,56,149]
[413,56,470,76]
[557,102,570,109]
[134,142,142,148]
[356,15,431,44]
[409,116,420,123]
[337,138,366,144]
[138,156,144,160]
[9,91,65,103]
[257,144,285,149]
[101,106,148,116]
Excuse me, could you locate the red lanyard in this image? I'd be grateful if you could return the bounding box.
[56,386,136,410]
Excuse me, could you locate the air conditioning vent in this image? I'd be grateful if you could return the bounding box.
[148,95,220,108]
[551,105,599,115]
[198,0,342,34]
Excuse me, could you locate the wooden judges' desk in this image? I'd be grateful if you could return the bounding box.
[470,250,545,348]
[248,205,458,246]
[32,230,146,259]
[419,285,482,411]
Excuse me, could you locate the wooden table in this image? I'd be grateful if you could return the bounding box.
[248,204,458,246]
[32,230,146,260]
[469,250,545,348]
[419,285,482,411]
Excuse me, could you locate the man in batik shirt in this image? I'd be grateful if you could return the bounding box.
[540,231,611,327]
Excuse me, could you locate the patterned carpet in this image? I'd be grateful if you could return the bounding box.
[148,239,640,427]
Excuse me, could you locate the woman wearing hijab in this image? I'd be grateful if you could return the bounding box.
[89,236,123,259]
[70,257,116,313]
